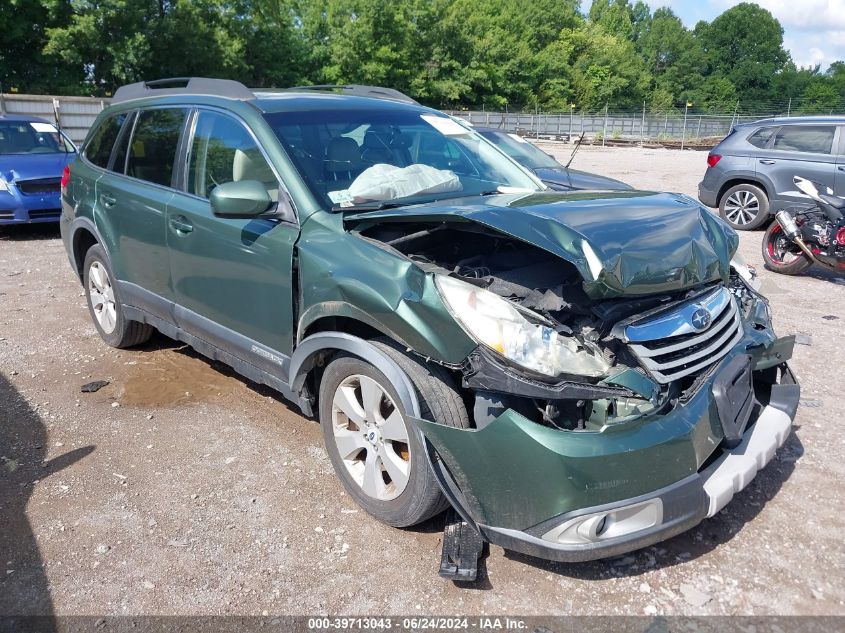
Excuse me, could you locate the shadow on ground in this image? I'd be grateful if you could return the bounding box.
[0,224,61,242]
[0,372,94,622]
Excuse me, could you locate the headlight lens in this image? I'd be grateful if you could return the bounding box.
[435,275,610,378]
[0,178,8,192]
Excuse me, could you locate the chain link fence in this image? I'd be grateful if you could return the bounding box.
[448,103,845,147]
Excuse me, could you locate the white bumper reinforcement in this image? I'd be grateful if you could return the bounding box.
[700,405,794,518]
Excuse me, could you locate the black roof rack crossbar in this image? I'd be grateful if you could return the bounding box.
[280,84,419,105]
[112,77,255,103]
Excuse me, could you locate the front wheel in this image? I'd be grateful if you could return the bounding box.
[761,222,813,275]
[318,339,470,527]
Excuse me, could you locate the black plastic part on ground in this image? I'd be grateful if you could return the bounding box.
[439,508,485,582]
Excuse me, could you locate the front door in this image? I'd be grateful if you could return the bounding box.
[166,109,298,368]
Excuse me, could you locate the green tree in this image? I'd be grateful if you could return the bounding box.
[0,0,80,93]
[695,3,788,103]
[637,7,704,104]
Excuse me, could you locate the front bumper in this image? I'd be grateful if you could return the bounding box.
[413,345,799,563]
[0,189,62,224]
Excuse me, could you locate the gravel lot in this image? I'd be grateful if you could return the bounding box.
[1,145,843,617]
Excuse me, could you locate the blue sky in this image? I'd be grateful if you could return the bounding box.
[644,0,845,71]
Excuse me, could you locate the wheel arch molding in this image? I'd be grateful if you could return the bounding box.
[288,332,422,419]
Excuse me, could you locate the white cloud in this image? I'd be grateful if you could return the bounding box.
[713,0,845,30]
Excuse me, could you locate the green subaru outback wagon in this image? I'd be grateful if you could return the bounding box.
[61,78,799,569]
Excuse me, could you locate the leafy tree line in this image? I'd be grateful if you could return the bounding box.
[1,0,844,114]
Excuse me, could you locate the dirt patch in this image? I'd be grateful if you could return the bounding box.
[111,345,247,408]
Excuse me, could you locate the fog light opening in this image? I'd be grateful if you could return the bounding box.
[594,515,608,537]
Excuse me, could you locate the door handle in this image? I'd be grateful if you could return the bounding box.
[168,216,194,234]
[759,159,776,165]
[838,166,845,172]
[99,193,117,207]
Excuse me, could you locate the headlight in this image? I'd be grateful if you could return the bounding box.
[435,275,610,378]
[0,178,8,192]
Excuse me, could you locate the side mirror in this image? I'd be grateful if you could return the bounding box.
[210,180,273,218]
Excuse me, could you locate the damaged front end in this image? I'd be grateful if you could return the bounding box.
[348,191,799,563]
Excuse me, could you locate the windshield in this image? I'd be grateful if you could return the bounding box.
[263,109,542,209]
[0,121,75,155]
[477,130,561,170]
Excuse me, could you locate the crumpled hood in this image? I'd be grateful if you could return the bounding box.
[0,153,75,184]
[347,191,739,299]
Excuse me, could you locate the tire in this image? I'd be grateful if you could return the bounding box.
[83,244,153,348]
[761,222,813,275]
[318,338,470,527]
[719,183,770,230]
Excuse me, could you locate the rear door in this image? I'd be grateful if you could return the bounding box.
[166,108,298,367]
[755,124,838,208]
[95,107,188,307]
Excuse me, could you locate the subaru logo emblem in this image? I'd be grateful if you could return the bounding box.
[690,307,712,332]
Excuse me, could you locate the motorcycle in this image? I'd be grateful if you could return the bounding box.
[762,176,845,276]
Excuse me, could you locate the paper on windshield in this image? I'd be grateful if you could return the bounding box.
[347,163,461,203]
[30,122,59,133]
[420,115,470,136]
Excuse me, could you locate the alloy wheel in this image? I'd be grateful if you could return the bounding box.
[723,189,760,226]
[88,261,117,334]
[330,374,411,501]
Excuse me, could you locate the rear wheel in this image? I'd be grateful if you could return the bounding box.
[83,244,153,348]
[719,183,770,230]
[761,222,813,275]
[318,339,470,527]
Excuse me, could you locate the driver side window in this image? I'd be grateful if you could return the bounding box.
[187,111,278,200]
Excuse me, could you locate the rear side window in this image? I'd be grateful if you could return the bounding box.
[85,113,128,168]
[186,110,277,200]
[771,125,836,154]
[126,108,188,187]
[747,127,775,148]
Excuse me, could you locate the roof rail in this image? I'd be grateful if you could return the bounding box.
[112,77,255,103]
[280,84,419,105]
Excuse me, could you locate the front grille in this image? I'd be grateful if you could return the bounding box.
[0,211,14,220]
[28,209,61,219]
[16,177,61,195]
[627,287,744,384]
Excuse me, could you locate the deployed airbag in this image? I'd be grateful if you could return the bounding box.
[348,163,461,203]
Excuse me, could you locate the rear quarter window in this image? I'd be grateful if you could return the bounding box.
[747,126,775,148]
[85,113,128,168]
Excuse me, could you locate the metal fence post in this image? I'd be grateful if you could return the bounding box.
[602,103,608,147]
[681,101,689,151]
[640,101,645,144]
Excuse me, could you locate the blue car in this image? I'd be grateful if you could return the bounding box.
[0,114,77,225]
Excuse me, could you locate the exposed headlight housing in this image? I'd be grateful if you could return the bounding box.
[435,275,610,378]
[0,178,8,192]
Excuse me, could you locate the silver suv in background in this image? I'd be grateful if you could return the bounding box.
[698,116,845,230]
